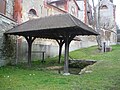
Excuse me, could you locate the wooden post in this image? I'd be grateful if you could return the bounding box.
[25,36,36,66]
[63,34,76,75]
[41,51,45,63]
[63,34,70,75]
[58,44,62,63]
[28,37,32,66]
[15,36,19,64]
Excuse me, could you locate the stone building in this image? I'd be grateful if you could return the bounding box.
[0,0,16,66]
[0,0,117,64]
[77,0,97,49]
[96,0,117,48]
[0,0,98,64]
[14,0,84,62]
[77,0,93,25]
[0,0,97,63]
[15,0,97,62]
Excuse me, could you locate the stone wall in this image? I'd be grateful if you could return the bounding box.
[16,36,97,63]
[0,14,16,66]
[6,0,14,19]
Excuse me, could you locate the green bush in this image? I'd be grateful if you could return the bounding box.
[1,35,16,64]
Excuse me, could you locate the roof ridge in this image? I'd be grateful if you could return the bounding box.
[68,14,79,26]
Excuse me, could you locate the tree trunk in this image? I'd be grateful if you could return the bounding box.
[92,0,102,49]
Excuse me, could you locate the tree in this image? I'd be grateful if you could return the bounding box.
[92,0,102,49]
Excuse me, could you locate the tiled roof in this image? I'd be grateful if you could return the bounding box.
[5,13,98,39]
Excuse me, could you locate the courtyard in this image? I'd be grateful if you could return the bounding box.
[0,45,120,90]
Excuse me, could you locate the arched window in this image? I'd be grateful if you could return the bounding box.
[100,5,108,9]
[28,9,37,19]
[29,9,37,16]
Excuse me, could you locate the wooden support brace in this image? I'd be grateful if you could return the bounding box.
[24,36,36,66]
[56,39,64,64]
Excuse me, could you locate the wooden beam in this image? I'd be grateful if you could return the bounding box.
[68,35,76,44]
[56,39,64,64]
[24,36,36,66]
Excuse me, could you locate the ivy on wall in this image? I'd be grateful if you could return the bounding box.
[1,35,16,64]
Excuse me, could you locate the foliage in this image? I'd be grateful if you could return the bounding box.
[1,35,16,64]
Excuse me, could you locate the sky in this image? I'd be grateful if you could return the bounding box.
[89,0,120,28]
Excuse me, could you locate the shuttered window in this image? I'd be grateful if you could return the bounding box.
[0,0,6,14]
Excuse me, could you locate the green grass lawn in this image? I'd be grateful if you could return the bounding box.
[0,45,120,90]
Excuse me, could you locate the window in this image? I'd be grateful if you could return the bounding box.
[0,0,6,14]
[100,5,108,9]
[28,9,37,19]
[29,9,37,16]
